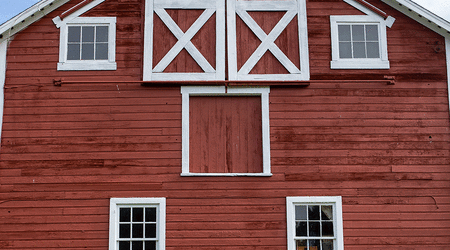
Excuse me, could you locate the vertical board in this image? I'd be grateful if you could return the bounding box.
[189,96,263,173]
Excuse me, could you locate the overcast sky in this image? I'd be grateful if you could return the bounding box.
[0,0,449,25]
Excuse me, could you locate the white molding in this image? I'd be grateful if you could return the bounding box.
[57,17,117,71]
[0,41,7,147]
[180,86,271,176]
[286,196,344,250]
[381,0,450,38]
[52,0,107,28]
[227,0,310,81]
[446,37,450,114]
[181,173,272,177]
[343,0,396,27]
[109,198,166,250]
[330,15,390,69]
[143,0,226,81]
[0,0,71,44]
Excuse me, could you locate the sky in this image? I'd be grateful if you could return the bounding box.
[0,0,449,25]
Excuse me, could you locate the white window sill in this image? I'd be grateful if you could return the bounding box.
[181,173,273,177]
[331,59,390,69]
[57,61,117,71]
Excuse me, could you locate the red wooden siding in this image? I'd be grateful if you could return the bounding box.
[0,0,449,249]
[189,96,263,173]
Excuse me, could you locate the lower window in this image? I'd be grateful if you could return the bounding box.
[110,198,166,250]
[286,197,343,250]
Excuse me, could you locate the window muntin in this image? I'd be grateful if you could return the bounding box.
[67,25,109,61]
[330,15,389,69]
[287,197,343,250]
[338,24,380,59]
[110,198,165,250]
[58,17,117,71]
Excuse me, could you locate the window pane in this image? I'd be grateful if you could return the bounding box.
[132,241,143,250]
[145,241,156,250]
[295,206,307,220]
[365,25,379,41]
[145,224,157,238]
[68,26,81,42]
[119,241,130,250]
[338,25,351,41]
[352,25,365,41]
[120,208,131,222]
[321,206,333,220]
[353,42,366,58]
[309,222,320,236]
[323,240,334,250]
[67,44,80,60]
[308,206,320,220]
[366,42,380,58]
[296,221,307,237]
[133,208,144,222]
[322,221,334,237]
[119,224,131,238]
[96,26,109,42]
[339,42,352,59]
[145,208,157,222]
[132,224,144,238]
[309,240,320,250]
[82,44,95,60]
[96,43,108,60]
[82,26,95,42]
[296,239,307,250]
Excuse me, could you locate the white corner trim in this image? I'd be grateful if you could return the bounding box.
[385,16,396,28]
[52,0,107,28]
[286,196,344,250]
[180,86,271,176]
[0,40,7,146]
[446,37,450,114]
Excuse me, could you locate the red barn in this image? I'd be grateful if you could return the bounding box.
[0,0,449,249]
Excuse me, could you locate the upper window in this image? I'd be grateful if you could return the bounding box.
[109,198,166,250]
[58,17,117,71]
[330,16,389,69]
[181,86,271,176]
[286,196,344,250]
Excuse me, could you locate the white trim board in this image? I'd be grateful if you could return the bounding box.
[0,41,6,146]
[0,0,71,44]
[180,86,271,176]
[143,0,226,81]
[52,0,107,28]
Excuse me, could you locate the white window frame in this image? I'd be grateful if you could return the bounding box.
[286,196,344,250]
[57,17,117,71]
[227,0,310,81]
[109,198,166,250]
[143,0,226,81]
[330,15,389,69]
[181,86,271,177]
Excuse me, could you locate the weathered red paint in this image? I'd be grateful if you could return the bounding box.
[0,0,449,249]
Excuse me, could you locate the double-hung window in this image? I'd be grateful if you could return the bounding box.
[109,198,166,250]
[287,197,344,250]
[330,15,389,69]
[58,17,117,71]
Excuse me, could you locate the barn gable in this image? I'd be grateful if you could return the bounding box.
[0,1,449,249]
